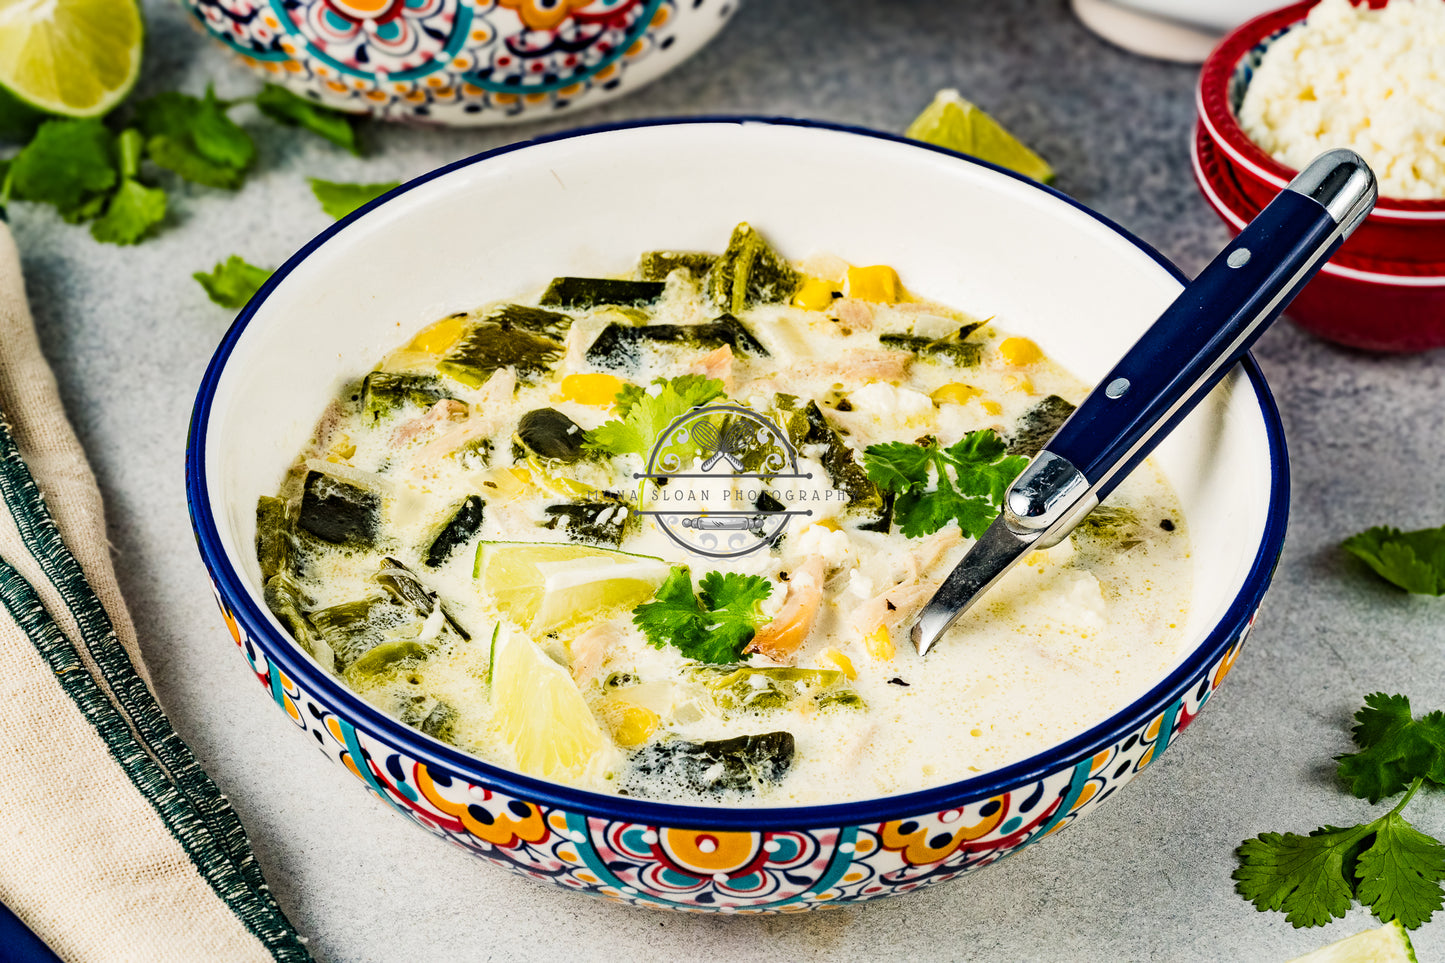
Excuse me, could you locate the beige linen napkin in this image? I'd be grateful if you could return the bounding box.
[0,221,311,963]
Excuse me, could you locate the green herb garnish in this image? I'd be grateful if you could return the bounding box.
[632,566,773,664]
[861,429,1027,538]
[1344,526,1445,595]
[584,375,725,460]
[1234,693,1445,929]
[256,84,361,154]
[194,255,273,308]
[310,177,401,220]
[90,129,165,245]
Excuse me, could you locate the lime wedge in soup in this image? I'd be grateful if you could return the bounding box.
[474,541,669,633]
[906,88,1054,185]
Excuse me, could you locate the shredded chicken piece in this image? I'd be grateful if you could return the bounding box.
[568,622,621,686]
[850,580,939,640]
[747,556,825,663]
[391,398,469,446]
[790,349,909,384]
[687,344,735,393]
[411,368,515,469]
[833,298,876,331]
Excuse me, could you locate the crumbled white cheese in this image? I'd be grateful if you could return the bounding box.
[1238,0,1445,201]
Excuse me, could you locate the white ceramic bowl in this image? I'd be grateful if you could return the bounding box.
[187,119,1286,911]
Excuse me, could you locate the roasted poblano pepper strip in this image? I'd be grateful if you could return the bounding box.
[361,372,451,421]
[425,495,485,568]
[516,408,588,463]
[689,665,865,713]
[584,315,769,370]
[256,496,292,581]
[375,557,470,640]
[436,322,563,387]
[878,331,983,367]
[262,572,324,663]
[309,596,416,671]
[343,638,430,686]
[774,396,885,522]
[486,303,573,340]
[419,700,458,744]
[297,470,380,547]
[1008,394,1076,457]
[623,732,795,797]
[538,277,665,310]
[637,250,717,281]
[542,500,635,547]
[704,222,800,315]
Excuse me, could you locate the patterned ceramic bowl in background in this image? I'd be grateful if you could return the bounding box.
[186,119,1287,911]
[183,0,740,125]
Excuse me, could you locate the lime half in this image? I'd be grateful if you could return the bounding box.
[0,0,143,119]
[475,541,669,634]
[489,626,612,777]
[1287,920,1416,963]
[905,89,1054,185]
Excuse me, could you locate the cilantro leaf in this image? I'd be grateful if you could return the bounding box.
[862,430,1026,539]
[1337,693,1445,802]
[1355,809,1445,929]
[135,88,254,189]
[585,375,726,460]
[256,84,360,154]
[633,566,773,664]
[1234,823,1373,928]
[91,179,167,245]
[194,255,273,308]
[309,177,400,220]
[9,119,117,214]
[697,571,773,658]
[1343,525,1445,595]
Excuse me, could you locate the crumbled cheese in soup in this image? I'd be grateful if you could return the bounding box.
[258,225,1193,806]
[1238,0,1445,201]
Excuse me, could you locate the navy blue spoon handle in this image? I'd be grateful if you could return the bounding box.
[1002,149,1378,544]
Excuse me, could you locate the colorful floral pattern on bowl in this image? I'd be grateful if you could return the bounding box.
[183,0,739,125]
[210,579,1256,911]
[186,119,1290,912]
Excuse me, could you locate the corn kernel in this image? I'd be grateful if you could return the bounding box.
[982,400,1003,416]
[408,314,466,354]
[864,625,895,661]
[1004,374,1035,393]
[609,704,659,748]
[845,265,902,304]
[555,372,627,407]
[812,518,842,532]
[791,277,837,312]
[999,337,1042,366]
[930,383,982,406]
[819,647,857,679]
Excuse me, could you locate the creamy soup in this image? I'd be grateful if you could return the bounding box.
[257,224,1191,805]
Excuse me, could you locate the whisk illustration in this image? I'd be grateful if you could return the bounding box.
[691,417,755,471]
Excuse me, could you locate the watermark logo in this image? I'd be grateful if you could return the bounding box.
[635,404,840,558]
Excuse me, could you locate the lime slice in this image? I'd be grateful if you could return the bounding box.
[475,541,669,633]
[0,0,143,119]
[489,625,613,777]
[1287,921,1417,963]
[905,89,1054,185]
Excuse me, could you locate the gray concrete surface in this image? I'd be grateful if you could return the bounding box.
[11,0,1444,960]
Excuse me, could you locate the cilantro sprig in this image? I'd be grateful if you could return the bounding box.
[632,566,773,664]
[1234,693,1445,930]
[194,256,274,309]
[1344,525,1445,595]
[584,375,726,461]
[862,430,1027,538]
[310,177,401,220]
[1,83,361,246]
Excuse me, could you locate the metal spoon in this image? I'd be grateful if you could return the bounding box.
[911,149,1377,655]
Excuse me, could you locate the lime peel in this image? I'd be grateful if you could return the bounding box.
[1287,920,1417,963]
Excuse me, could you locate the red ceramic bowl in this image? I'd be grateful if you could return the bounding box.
[1193,122,1445,352]
[1196,0,1445,265]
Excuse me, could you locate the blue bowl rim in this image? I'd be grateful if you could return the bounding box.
[186,115,1290,832]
